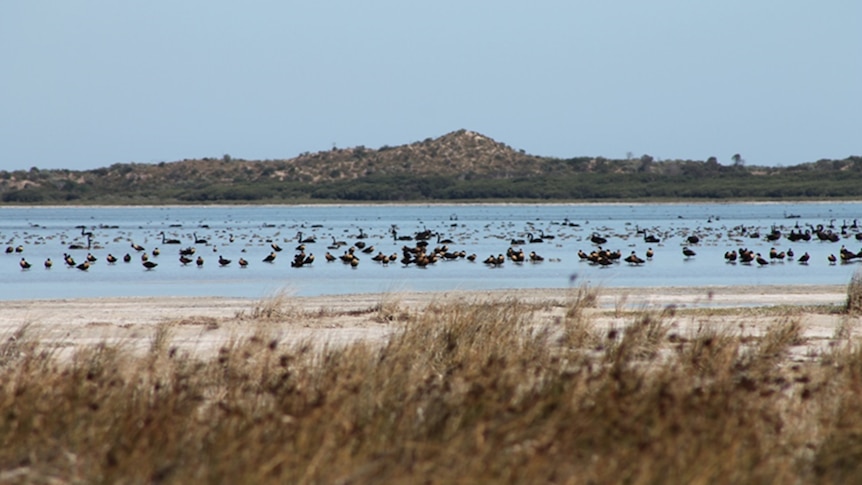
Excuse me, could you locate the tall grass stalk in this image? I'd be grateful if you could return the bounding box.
[847,268,862,314]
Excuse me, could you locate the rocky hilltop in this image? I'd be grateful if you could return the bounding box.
[291,129,548,182]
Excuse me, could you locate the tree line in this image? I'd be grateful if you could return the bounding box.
[2,156,861,204]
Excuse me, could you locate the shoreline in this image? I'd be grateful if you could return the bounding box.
[3,200,861,210]
[1,285,854,359]
[0,283,849,304]
[0,284,850,328]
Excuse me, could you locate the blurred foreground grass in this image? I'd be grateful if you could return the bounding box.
[2,286,862,484]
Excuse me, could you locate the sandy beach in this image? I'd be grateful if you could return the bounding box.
[1,284,855,358]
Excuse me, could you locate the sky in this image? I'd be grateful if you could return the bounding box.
[1,1,860,171]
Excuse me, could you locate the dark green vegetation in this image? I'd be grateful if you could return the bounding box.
[3,290,862,483]
[3,130,861,204]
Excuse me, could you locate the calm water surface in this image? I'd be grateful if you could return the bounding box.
[1,202,861,301]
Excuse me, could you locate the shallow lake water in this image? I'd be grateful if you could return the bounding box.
[1,202,861,301]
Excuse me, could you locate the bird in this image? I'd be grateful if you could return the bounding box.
[19,258,31,270]
[646,248,654,259]
[828,254,837,264]
[218,255,231,266]
[196,256,204,267]
[106,254,118,264]
[44,258,52,269]
[840,245,858,262]
[152,248,160,257]
[160,232,181,244]
[797,252,810,264]
[756,253,770,266]
[291,254,306,267]
[271,243,283,252]
[179,255,193,265]
[143,261,158,270]
[297,232,316,244]
[263,252,277,263]
[624,251,644,265]
[682,247,696,258]
[68,237,91,250]
[123,253,132,263]
[590,233,607,245]
[238,258,248,267]
[328,236,347,250]
[131,242,145,252]
[507,247,525,263]
[340,248,357,263]
[437,233,455,244]
[76,261,90,271]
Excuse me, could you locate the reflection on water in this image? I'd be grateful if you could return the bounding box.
[1,202,861,300]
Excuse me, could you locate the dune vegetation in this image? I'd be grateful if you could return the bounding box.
[3,130,862,204]
[2,284,862,483]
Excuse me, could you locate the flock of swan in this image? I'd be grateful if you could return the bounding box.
[6,217,862,275]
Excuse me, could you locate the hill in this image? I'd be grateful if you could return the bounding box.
[1,130,861,203]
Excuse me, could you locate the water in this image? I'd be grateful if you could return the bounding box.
[2,202,861,301]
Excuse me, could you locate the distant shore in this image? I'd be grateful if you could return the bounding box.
[2,200,860,210]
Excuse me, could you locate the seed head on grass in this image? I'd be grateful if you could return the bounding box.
[243,289,296,321]
[375,294,410,323]
[0,322,35,367]
[149,321,174,355]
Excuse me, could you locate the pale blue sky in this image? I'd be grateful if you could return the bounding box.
[2,1,859,171]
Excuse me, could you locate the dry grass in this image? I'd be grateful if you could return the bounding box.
[847,268,862,314]
[240,289,298,321]
[2,288,862,483]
